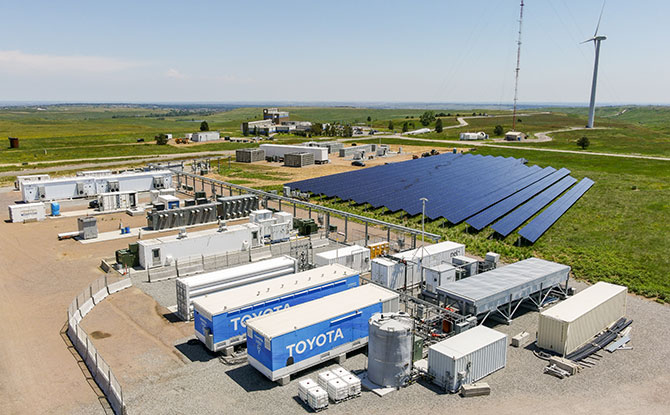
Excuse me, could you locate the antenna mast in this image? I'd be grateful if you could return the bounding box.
[512,0,524,131]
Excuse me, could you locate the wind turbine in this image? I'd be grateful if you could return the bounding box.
[583,2,607,128]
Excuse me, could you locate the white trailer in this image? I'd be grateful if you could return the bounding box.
[14,174,50,191]
[21,170,172,202]
[137,223,261,269]
[8,202,47,223]
[314,244,371,273]
[191,131,220,142]
[260,144,329,164]
[176,255,298,321]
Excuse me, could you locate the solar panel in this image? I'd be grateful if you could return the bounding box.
[518,178,594,243]
[444,165,551,223]
[465,168,570,230]
[491,176,577,237]
[287,153,590,239]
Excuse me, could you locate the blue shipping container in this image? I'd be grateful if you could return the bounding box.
[246,284,399,382]
[193,265,359,352]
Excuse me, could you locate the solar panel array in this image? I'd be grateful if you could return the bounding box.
[286,153,593,243]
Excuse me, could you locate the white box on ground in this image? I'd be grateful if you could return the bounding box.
[428,325,507,393]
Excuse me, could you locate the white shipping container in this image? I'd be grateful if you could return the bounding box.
[371,257,407,290]
[424,263,457,294]
[428,325,507,392]
[176,255,297,321]
[8,203,47,223]
[15,174,50,191]
[315,244,371,273]
[137,223,261,269]
[537,282,627,356]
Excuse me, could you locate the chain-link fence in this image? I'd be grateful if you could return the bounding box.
[67,274,132,415]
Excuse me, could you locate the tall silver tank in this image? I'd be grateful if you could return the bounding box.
[367,312,414,388]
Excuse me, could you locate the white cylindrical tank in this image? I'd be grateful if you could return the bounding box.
[367,312,414,388]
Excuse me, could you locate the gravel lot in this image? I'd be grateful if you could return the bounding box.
[77,277,670,415]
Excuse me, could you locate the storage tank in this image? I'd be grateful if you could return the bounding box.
[367,312,414,388]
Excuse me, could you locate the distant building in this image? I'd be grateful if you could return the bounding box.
[263,108,289,123]
[191,131,220,142]
[505,131,527,141]
[460,132,489,141]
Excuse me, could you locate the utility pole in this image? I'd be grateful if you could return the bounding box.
[512,0,524,132]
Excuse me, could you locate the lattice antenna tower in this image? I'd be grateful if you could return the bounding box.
[512,0,524,132]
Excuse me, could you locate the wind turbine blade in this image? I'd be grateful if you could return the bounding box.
[594,0,606,36]
[581,38,595,44]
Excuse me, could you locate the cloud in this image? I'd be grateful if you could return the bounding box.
[165,68,188,79]
[0,50,144,74]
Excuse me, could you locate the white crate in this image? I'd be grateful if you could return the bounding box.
[318,370,336,388]
[298,378,318,403]
[327,378,349,402]
[331,367,351,378]
[342,374,361,396]
[307,386,329,411]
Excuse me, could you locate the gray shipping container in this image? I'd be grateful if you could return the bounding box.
[428,325,507,392]
[284,152,315,167]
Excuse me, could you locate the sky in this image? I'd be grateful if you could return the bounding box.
[0,0,667,104]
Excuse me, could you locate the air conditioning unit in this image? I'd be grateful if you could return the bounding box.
[38,185,46,199]
[153,176,165,189]
[76,182,85,195]
[108,180,119,192]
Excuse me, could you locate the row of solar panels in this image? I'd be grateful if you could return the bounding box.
[287,153,593,243]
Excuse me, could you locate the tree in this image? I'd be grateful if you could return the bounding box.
[367,116,372,122]
[388,120,394,131]
[343,125,353,137]
[402,122,409,133]
[577,136,590,150]
[493,125,504,136]
[435,118,443,133]
[420,111,435,126]
[242,123,249,136]
[155,133,168,145]
[200,121,209,131]
[311,122,323,135]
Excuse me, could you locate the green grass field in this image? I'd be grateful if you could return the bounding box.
[1,104,668,301]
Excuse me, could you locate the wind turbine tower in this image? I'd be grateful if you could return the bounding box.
[584,3,607,128]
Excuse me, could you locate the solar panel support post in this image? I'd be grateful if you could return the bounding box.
[308,206,312,219]
[387,227,390,244]
[365,222,368,245]
[278,199,282,211]
[293,202,296,218]
[412,234,416,249]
